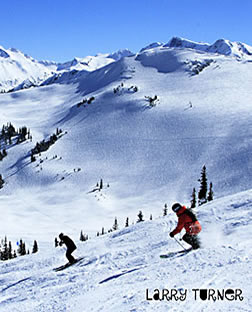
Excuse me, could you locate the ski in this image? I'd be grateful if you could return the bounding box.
[160,247,193,259]
[53,257,84,271]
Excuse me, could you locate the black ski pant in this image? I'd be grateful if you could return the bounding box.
[66,246,76,263]
[182,233,200,249]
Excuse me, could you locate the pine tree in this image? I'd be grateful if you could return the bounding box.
[18,239,26,256]
[32,240,38,253]
[8,241,13,259]
[31,153,36,162]
[137,210,144,223]
[150,214,153,220]
[112,217,118,231]
[163,203,168,216]
[207,182,214,202]
[101,227,105,235]
[80,230,85,241]
[190,188,197,208]
[99,179,103,190]
[22,242,27,256]
[0,174,4,189]
[2,236,8,260]
[198,165,208,205]
[125,217,129,227]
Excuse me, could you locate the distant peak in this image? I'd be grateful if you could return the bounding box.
[165,37,209,50]
[139,36,252,59]
[0,47,10,58]
[108,49,134,61]
[140,42,163,53]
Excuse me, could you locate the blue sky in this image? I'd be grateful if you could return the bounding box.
[0,0,251,62]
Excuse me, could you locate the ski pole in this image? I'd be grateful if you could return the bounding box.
[174,237,187,251]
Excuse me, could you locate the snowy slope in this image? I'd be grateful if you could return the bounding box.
[0,40,252,240]
[0,190,251,312]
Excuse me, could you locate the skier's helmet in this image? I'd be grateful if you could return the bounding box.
[172,203,182,212]
[59,233,64,239]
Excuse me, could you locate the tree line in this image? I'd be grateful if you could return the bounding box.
[0,236,38,261]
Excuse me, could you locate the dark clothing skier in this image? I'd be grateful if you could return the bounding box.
[169,203,202,249]
[59,233,77,263]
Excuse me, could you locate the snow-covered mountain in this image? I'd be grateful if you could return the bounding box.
[0,45,56,92]
[0,37,252,311]
[141,37,252,60]
[0,45,134,92]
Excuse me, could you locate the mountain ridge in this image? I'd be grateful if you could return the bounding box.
[1,37,252,93]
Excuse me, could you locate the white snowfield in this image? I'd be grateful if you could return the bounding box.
[0,37,252,311]
[0,191,251,312]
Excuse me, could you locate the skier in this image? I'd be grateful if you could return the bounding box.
[59,233,77,264]
[169,203,201,249]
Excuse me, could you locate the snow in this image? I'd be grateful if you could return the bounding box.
[0,37,252,311]
[0,191,252,311]
[161,37,252,60]
[0,45,133,92]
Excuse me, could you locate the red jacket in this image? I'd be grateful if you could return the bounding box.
[171,206,202,236]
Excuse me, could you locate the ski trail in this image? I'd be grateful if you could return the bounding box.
[99,265,146,284]
[0,277,31,292]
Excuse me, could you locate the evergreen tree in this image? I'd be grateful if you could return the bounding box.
[150,214,153,220]
[18,239,26,256]
[22,242,27,256]
[8,241,13,259]
[207,182,214,202]
[198,165,208,205]
[31,153,36,162]
[101,227,105,235]
[163,203,168,216]
[112,217,118,231]
[32,240,38,253]
[99,179,103,190]
[80,230,85,241]
[137,210,144,223]
[2,236,8,260]
[0,174,5,189]
[190,188,197,208]
[125,217,129,227]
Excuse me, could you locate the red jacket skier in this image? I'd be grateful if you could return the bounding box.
[169,203,202,249]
